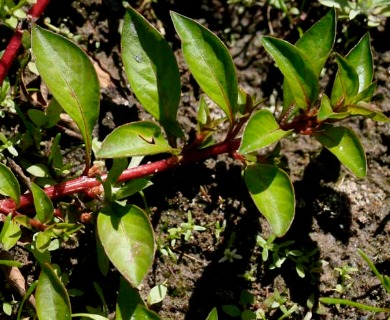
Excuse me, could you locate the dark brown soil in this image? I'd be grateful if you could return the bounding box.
[1,1,390,319]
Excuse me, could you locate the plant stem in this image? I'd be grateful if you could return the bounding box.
[0,139,241,215]
[0,0,52,85]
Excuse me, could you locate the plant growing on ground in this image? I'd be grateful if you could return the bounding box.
[320,249,390,317]
[0,1,388,318]
[319,0,390,27]
[256,234,326,279]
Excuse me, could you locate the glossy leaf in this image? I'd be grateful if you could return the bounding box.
[31,182,54,224]
[317,94,350,121]
[284,9,336,110]
[344,33,373,93]
[0,214,21,251]
[36,263,72,320]
[97,204,155,287]
[0,162,20,206]
[331,33,373,106]
[121,7,182,137]
[296,9,336,76]
[349,82,376,105]
[245,164,295,237]
[331,54,359,106]
[206,308,218,320]
[347,105,390,122]
[171,12,238,123]
[239,110,292,154]
[96,121,173,158]
[31,24,100,168]
[262,36,318,110]
[314,125,366,178]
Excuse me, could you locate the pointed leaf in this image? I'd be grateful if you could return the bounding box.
[262,36,318,109]
[0,162,20,206]
[96,121,173,158]
[206,307,219,320]
[349,82,377,105]
[0,214,21,251]
[245,164,295,237]
[295,9,336,76]
[36,263,71,320]
[171,12,238,123]
[331,54,359,106]
[31,182,54,224]
[317,94,350,121]
[121,7,182,137]
[31,24,100,168]
[345,33,373,93]
[331,33,373,106]
[347,104,390,122]
[314,125,366,178]
[239,110,292,154]
[97,204,155,287]
[283,9,335,110]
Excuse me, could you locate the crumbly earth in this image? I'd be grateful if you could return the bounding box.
[0,1,389,319]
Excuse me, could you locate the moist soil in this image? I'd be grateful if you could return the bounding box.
[1,1,390,319]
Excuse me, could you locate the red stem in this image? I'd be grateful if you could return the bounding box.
[0,139,241,215]
[0,0,52,85]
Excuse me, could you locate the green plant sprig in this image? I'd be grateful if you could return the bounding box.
[0,5,389,319]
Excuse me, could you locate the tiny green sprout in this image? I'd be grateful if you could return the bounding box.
[333,264,358,294]
[214,219,227,241]
[264,289,299,319]
[167,211,206,246]
[219,248,243,263]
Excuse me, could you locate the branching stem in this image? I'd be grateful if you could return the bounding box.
[0,139,241,215]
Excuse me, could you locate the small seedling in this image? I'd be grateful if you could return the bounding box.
[332,264,358,294]
[320,249,390,316]
[219,248,243,263]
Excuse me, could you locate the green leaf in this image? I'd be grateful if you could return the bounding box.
[331,33,373,107]
[96,233,109,276]
[147,284,167,306]
[131,305,161,319]
[314,125,366,178]
[262,36,318,110]
[71,314,109,320]
[31,24,100,169]
[222,305,242,317]
[284,9,336,110]
[31,182,54,224]
[96,121,173,158]
[114,178,153,201]
[36,263,72,320]
[0,214,21,251]
[0,259,23,267]
[244,164,295,237]
[296,9,336,75]
[239,110,292,154]
[349,82,376,105]
[206,307,218,320]
[331,54,359,106]
[97,204,155,287]
[0,162,20,206]
[347,104,390,122]
[171,11,238,124]
[317,94,350,121]
[121,7,182,138]
[116,277,144,320]
[345,33,373,93]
